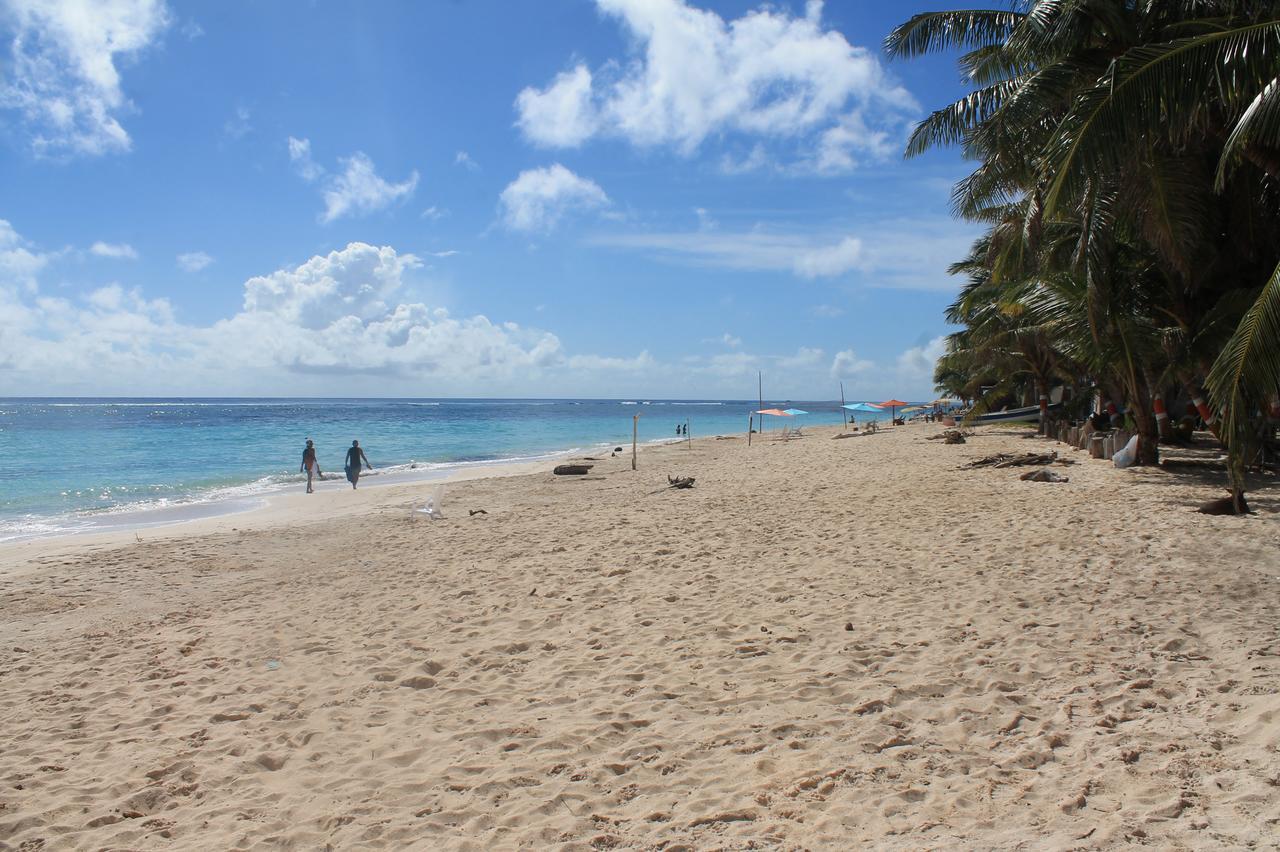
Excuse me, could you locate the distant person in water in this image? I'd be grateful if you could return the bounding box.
[301,439,321,493]
[344,440,372,489]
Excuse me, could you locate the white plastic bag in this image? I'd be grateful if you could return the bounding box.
[1113,434,1139,468]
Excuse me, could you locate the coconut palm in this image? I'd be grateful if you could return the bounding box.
[889,0,1280,492]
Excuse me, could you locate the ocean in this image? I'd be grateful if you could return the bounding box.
[0,398,877,541]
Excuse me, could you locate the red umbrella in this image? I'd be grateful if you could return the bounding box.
[879,399,909,423]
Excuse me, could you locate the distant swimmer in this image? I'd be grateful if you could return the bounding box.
[301,439,322,493]
[345,439,373,489]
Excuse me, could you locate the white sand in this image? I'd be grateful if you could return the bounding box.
[1,424,1277,849]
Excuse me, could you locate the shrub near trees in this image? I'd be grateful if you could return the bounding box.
[889,1,1280,508]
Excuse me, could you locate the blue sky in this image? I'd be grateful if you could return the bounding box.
[0,0,976,399]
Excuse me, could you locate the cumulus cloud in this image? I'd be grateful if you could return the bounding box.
[515,0,915,172]
[0,230,573,392]
[90,241,138,260]
[500,164,608,232]
[0,0,170,157]
[176,251,213,272]
[515,65,598,148]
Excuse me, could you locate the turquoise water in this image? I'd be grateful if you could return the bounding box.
[0,398,873,540]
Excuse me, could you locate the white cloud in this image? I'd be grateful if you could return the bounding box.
[177,251,213,272]
[793,236,862,279]
[427,250,459,258]
[289,140,425,223]
[701,350,759,377]
[0,0,171,157]
[515,64,598,148]
[0,219,49,291]
[567,351,654,371]
[90,241,138,260]
[591,216,979,290]
[778,346,824,369]
[896,335,947,382]
[320,153,419,223]
[287,136,324,182]
[515,0,915,172]
[831,348,874,379]
[500,164,609,232]
[421,206,448,220]
[455,150,480,171]
[0,231,566,391]
[590,229,863,278]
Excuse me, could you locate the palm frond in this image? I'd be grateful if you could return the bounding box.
[1206,260,1280,484]
[885,10,1028,59]
[905,80,1024,158]
[1041,20,1280,216]
[1216,74,1280,187]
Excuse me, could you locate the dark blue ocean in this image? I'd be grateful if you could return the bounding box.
[0,398,873,540]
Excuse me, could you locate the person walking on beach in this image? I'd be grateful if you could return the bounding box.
[344,439,372,489]
[301,439,322,493]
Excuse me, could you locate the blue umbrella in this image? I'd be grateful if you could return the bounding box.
[842,402,883,413]
[782,408,808,416]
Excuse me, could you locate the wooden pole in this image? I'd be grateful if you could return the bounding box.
[747,414,752,446]
[758,372,764,435]
[632,413,639,470]
[840,381,847,429]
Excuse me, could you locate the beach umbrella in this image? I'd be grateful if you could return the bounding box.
[782,408,808,416]
[842,402,883,413]
[879,399,909,423]
[755,408,792,417]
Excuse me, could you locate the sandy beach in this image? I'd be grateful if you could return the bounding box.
[1,423,1277,850]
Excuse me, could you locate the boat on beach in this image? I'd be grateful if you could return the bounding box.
[968,403,1061,424]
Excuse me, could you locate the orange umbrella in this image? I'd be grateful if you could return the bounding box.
[879,399,908,423]
[755,408,792,417]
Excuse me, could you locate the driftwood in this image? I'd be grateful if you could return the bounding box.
[468,509,488,516]
[965,451,1069,469]
[553,464,594,476]
[1020,468,1069,483]
[667,475,696,489]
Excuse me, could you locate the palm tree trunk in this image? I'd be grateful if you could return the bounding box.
[1154,394,1175,442]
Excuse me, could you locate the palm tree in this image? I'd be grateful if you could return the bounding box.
[888,1,1280,495]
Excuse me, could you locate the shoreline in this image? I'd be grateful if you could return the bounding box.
[0,431,692,550]
[2,422,1275,849]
